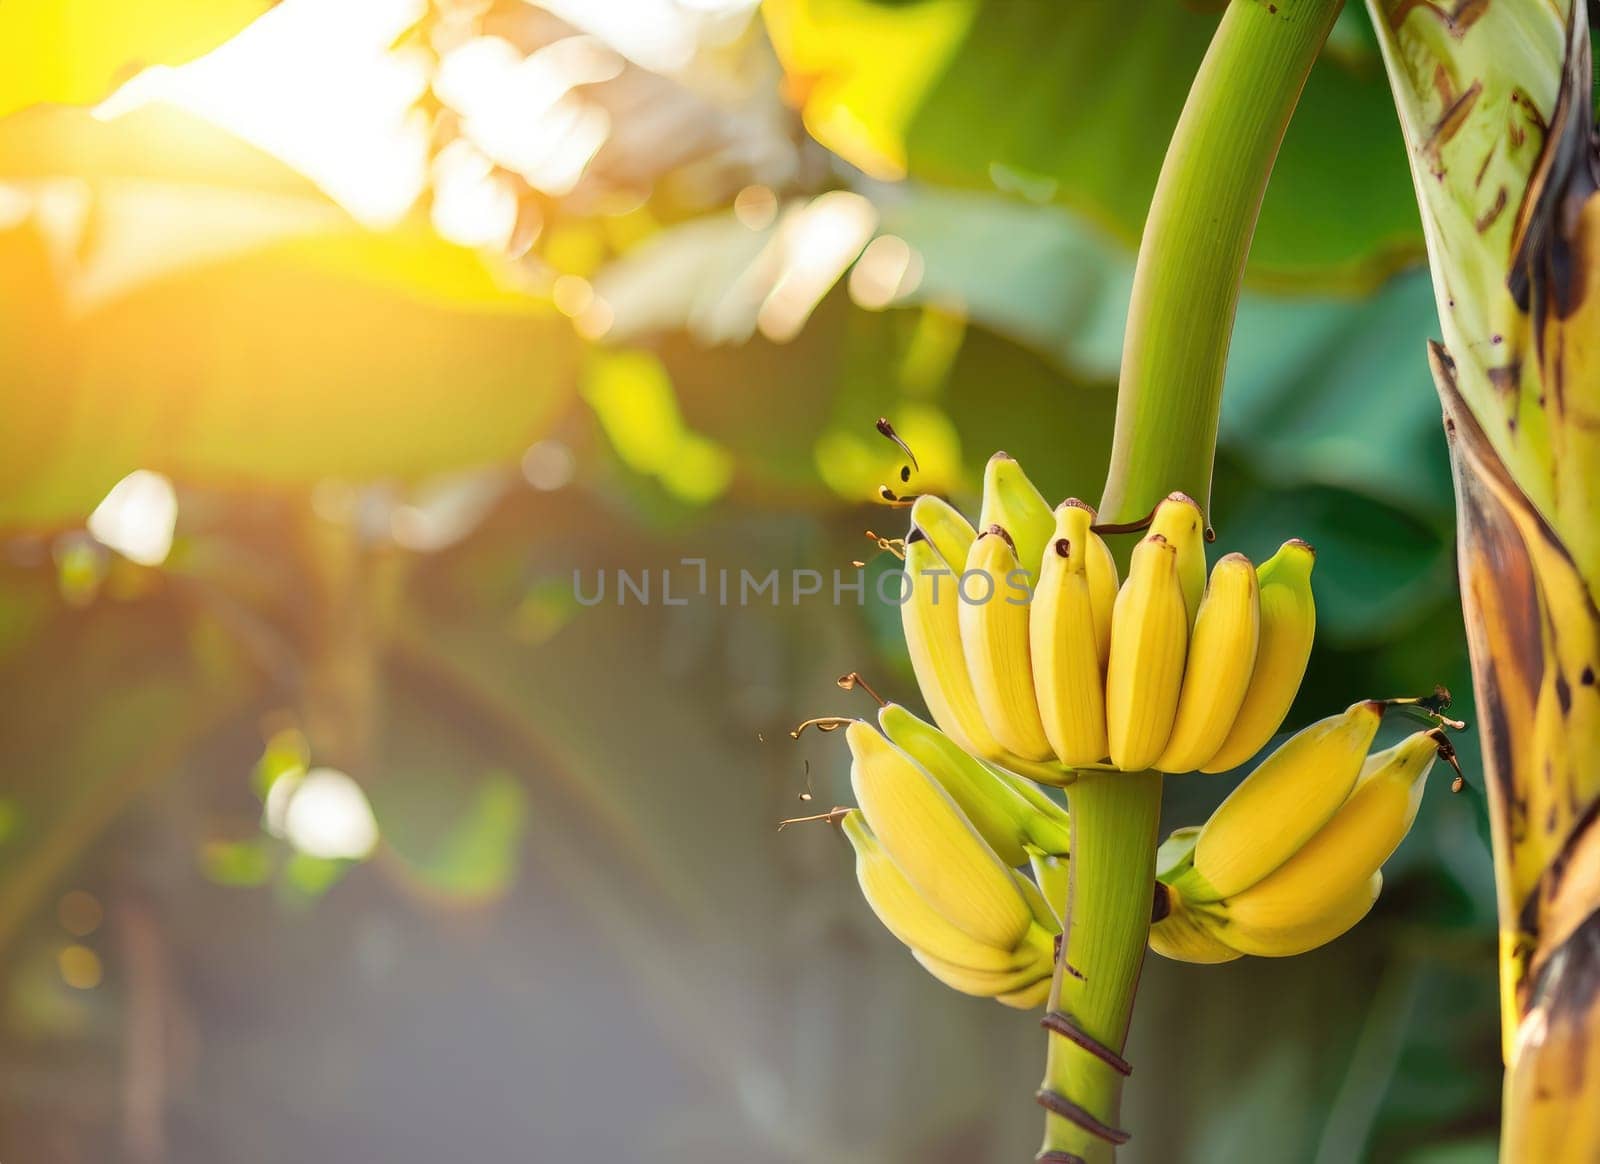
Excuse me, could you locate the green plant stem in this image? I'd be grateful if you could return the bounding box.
[1098,0,1347,524]
[1042,1,1344,1158]
[1040,770,1162,1164]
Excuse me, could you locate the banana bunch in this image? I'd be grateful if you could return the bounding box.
[902,453,1316,782]
[838,708,1073,1008]
[834,700,1449,995]
[1149,704,1447,961]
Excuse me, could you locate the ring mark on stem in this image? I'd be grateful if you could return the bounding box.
[1034,1089,1132,1145]
[1040,1011,1133,1076]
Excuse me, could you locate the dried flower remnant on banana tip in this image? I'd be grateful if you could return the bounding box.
[894,450,1321,780]
[778,440,1467,1013]
[1153,706,1468,962]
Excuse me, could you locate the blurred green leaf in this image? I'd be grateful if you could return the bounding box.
[1399,1141,1499,1164]
[0,104,580,531]
[0,799,20,850]
[1222,271,1452,516]
[598,186,1131,379]
[280,852,348,900]
[252,728,310,800]
[763,0,1421,288]
[387,771,527,904]
[1217,484,1452,646]
[200,838,276,888]
[582,350,734,507]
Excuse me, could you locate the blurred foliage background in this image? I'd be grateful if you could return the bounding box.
[0,1,1501,1161]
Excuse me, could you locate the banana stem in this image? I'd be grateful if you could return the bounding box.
[1043,0,1345,1157]
[1039,770,1162,1163]
[1098,0,1347,524]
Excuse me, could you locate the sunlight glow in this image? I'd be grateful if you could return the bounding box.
[388,472,510,552]
[270,768,380,861]
[430,140,520,251]
[435,35,620,196]
[521,440,577,491]
[848,233,924,310]
[552,274,596,318]
[96,0,432,228]
[87,470,178,567]
[58,945,103,991]
[757,191,877,342]
[534,0,759,74]
[733,185,778,231]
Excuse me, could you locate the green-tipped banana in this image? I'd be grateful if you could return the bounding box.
[1156,825,1202,879]
[1201,540,1316,772]
[1155,553,1261,773]
[1182,700,1386,901]
[878,703,1068,862]
[909,494,977,577]
[1148,492,1208,627]
[960,528,1053,761]
[1105,533,1189,770]
[1031,506,1110,767]
[1028,850,1069,925]
[842,810,1041,972]
[1014,868,1061,932]
[1209,729,1442,936]
[992,770,1073,855]
[847,722,1034,950]
[978,452,1054,580]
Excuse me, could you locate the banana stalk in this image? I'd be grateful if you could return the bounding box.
[1366,0,1600,1155]
[1037,0,1346,1159]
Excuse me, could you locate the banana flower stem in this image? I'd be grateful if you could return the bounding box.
[1044,0,1345,1157]
[1038,770,1161,1164]
[1098,0,1347,525]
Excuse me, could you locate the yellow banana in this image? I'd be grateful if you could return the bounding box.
[901,531,1007,762]
[1213,729,1442,929]
[909,494,977,577]
[1030,506,1110,767]
[842,810,1041,973]
[1148,492,1208,626]
[978,452,1055,579]
[879,703,1069,863]
[1155,553,1261,773]
[959,528,1053,761]
[1081,514,1120,668]
[1183,700,1385,901]
[846,722,1034,950]
[1105,533,1189,771]
[995,976,1053,1010]
[912,947,1055,997]
[1148,885,1241,964]
[1201,540,1317,773]
[1198,871,1382,958]
[1062,500,1121,666]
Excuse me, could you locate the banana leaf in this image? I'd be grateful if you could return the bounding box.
[1367,0,1600,1155]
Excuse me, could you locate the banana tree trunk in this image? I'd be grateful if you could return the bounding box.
[1367,0,1600,1154]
